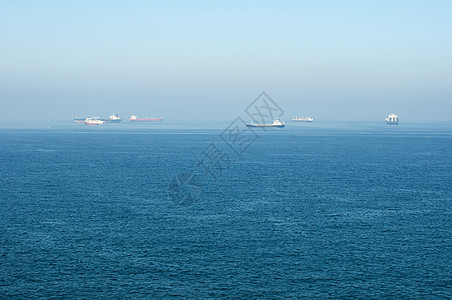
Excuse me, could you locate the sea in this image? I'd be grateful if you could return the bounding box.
[0,121,451,298]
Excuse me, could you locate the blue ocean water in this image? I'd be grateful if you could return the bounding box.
[0,121,451,298]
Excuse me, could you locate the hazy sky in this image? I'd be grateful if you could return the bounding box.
[1,0,451,121]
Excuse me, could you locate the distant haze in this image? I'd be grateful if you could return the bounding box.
[1,1,451,122]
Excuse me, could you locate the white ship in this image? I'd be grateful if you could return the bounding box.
[75,114,121,123]
[84,118,104,125]
[129,115,163,122]
[246,118,285,128]
[385,113,399,125]
[292,116,314,122]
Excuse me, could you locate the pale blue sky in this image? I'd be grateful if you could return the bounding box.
[1,0,451,121]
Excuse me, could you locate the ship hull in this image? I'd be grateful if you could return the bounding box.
[99,119,121,123]
[246,124,285,128]
[129,119,163,122]
[385,121,398,125]
[292,120,313,123]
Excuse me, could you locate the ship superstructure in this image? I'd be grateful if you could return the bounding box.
[84,118,104,125]
[385,113,399,125]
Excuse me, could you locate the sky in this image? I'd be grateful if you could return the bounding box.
[1,0,451,122]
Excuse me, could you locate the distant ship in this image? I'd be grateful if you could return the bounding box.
[74,117,86,123]
[292,116,314,122]
[99,113,121,123]
[246,118,285,128]
[84,118,104,125]
[129,115,163,122]
[74,116,100,123]
[385,113,399,125]
[74,113,121,123]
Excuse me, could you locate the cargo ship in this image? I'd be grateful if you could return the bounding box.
[292,116,314,122]
[74,113,121,123]
[246,118,285,128]
[129,115,163,122]
[99,113,121,123]
[84,118,104,125]
[385,113,399,125]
